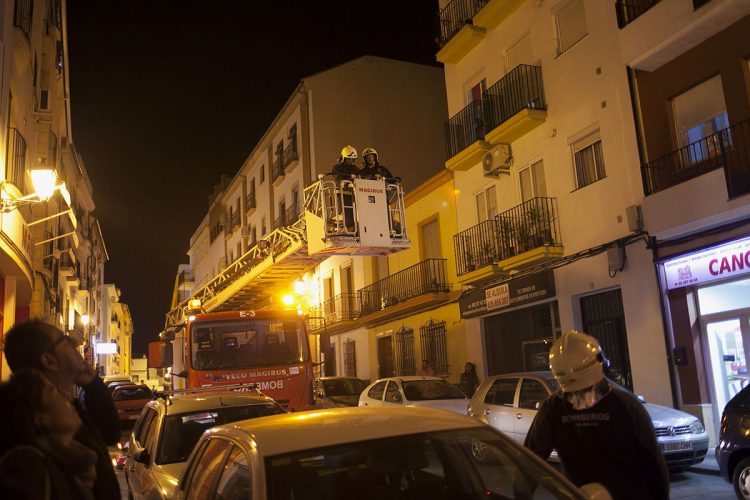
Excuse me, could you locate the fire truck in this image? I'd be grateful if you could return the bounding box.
[151,175,409,411]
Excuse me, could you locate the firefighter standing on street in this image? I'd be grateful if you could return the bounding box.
[524,330,669,500]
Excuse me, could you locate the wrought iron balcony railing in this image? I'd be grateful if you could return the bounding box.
[273,204,299,229]
[246,192,256,211]
[454,197,561,276]
[436,0,485,49]
[13,0,32,38]
[271,157,283,182]
[6,128,27,194]
[483,64,546,132]
[444,100,485,159]
[358,258,450,316]
[644,118,750,197]
[230,211,241,230]
[615,0,661,28]
[308,293,360,330]
[283,142,298,168]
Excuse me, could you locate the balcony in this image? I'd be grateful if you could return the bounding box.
[271,157,284,185]
[358,259,451,325]
[444,100,490,171]
[454,197,562,282]
[13,0,32,39]
[644,119,750,197]
[615,0,661,28]
[246,192,256,214]
[273,203,300,229]
[283,142,299,171]
[473,0,524,29]
[436,0,486,64]
[307,293,360,334]
[483,65,547,145]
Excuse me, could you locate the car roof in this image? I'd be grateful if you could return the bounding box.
[148,392,279,416]
[207,407,484,457]
[371,376,446,383]
[488,371,555,381]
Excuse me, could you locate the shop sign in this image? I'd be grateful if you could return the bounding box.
[663,236,750,290]
[459,270,555,318]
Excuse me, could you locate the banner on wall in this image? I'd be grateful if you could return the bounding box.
[663,236,750,290]
[459,270,555,318]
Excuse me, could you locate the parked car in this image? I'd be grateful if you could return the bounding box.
[112,384,155,425]
[106,379,137,393]
[468,371,709,470]
[716,382,750,498]
[358,376,469,415]
[177,406,610,499]
[313,376,369,408]
[126,389,286,500]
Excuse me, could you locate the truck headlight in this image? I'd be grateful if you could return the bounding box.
[690,419,705,434]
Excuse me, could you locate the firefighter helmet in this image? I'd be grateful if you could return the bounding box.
[362,147,378,161]
[341,145,358,160]
[549,330,606,392]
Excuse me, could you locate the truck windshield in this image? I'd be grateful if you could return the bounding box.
[190,319,308,370]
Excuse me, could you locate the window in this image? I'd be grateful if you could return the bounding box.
[421,218,441,260]
[343,339,356,377]
[518,379,549,410]
[384,381,402,403]
[506,32,533,73]
[572,131,605,189]
[185,438,233,500]
[466,78,486,104]
[485,378,518,406]
[555,0,587,54]
[215,446,250,499]
[394,326,416,376]
[672,76,729,163]
[519,160,547,202]
[419,320,448,376]
[260,165,265,184]
[475,185,498,222]
[367,381,387,400]
[261,216,266,236]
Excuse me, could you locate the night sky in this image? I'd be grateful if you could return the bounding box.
[66,1,441,355]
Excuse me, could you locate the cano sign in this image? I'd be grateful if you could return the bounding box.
[663,236,750,290]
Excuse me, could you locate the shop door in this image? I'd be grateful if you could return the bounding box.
[704,316,750,415]
[377,336,394,378]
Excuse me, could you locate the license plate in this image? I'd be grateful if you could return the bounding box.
[662,441,692,452]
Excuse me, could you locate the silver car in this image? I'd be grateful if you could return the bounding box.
[467,371,709,470]
[126,390,286,499]
[358,376,469,415]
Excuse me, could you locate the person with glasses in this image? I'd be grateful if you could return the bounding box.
[524,330,669,500]
[2,320,120,500]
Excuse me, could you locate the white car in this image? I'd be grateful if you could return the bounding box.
[467,371,710,470]
[358,376,469,415]
[126,390,286,499]
[177,407,610,499]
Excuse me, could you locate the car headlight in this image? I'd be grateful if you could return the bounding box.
[690,419,705,434]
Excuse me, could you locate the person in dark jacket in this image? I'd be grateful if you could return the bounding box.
[329,145,360,231]
[359,147,393,179]
[0,369,97,499]
[2,320,120,500]
[524,330,669,500]
[459,362,480,396]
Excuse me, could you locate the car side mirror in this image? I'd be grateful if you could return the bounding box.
[132,447,150,465]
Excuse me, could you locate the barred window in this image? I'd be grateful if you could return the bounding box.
[420,320,448,376]
[395,326,416,376]
[343,339,356,377]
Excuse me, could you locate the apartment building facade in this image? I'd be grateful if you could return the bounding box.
[621,0,750,443]
[437,0,749,442]
[100,283,133,376]
[0,0,108,379]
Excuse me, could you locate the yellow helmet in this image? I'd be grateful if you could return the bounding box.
[362,147,378,161]
[340,145,358,160]
[549,330,606,392]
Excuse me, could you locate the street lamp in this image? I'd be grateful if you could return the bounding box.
[0,166,70,213]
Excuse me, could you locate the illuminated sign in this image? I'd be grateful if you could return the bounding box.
[95,342,118,355]
[663,236,750,290]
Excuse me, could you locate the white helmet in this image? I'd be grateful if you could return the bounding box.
[549,330,606,392]
[341,145,358,160]
[362,147,378,161]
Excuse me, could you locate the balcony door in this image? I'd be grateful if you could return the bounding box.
[672,76,729,163]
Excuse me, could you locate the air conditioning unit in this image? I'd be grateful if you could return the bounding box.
[482,144,512,178]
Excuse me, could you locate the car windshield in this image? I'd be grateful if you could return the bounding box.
[157,403,285,465]
[190,318,309,370]
[113,386,153,401]
[402,380,466,401]
[323,379,368,397]
[265,427,579,499]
